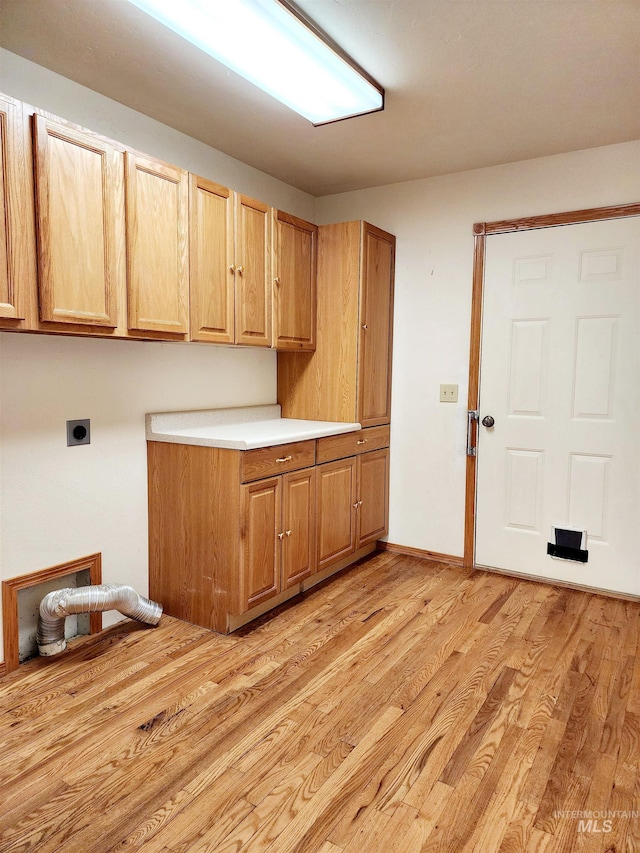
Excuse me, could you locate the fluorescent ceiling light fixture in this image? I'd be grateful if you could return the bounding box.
[127,0,384,125]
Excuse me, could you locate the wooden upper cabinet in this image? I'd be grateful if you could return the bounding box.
[189,175,234,344]
[278,220,395,426]
[272,210,317,351]
[125,152,189,336]
[189,180,271,346]
[234,194,271,347]
[358,224,395,426]
[33,113,123,328]
[0,94,35,328]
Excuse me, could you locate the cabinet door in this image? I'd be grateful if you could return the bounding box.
[358,224,395,426]
[189,175,234,343]
[33,114,122,327]
[273,210,317,351]
[241,477,281,610]
[357,448,390,548]
[282,468,315,588]
[235,193,271,347]
[126,152,189,335]
[316,457,357,572]
[0,95,34,327]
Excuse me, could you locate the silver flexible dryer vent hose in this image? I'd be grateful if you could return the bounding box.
[37,584,163,657]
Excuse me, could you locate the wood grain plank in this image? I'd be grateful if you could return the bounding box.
[421,724,522,852]
[439,666,518,786]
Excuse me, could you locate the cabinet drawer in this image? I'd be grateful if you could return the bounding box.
[241,440,316,482]
[316,426,390,464]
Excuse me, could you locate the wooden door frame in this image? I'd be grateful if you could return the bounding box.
[464,202,640,569]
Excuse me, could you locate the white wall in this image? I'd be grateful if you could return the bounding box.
[318,141,640,591]
[0,52,316,662]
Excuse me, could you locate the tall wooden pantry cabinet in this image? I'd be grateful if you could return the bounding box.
[278,220,395,586]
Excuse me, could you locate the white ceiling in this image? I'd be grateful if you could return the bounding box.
[1,0,639,197]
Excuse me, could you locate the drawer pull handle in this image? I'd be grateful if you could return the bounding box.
[356,439,368,445]
[276,455,293,463]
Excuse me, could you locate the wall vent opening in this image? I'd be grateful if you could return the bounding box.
[2,554,102,673]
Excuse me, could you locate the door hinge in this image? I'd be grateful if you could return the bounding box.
[467,410,479,457]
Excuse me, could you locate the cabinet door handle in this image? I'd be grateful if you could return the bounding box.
[356,439,367,445]
[276,455,293,463]
[236,265,244,274]
[229,264,236,272]
[277,532,285,540]
[274,276,281,285]
[361,324,368,330]
[353,502,360,509]
[285,530,292,537]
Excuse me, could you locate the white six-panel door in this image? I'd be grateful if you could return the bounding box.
[475,216,639,595]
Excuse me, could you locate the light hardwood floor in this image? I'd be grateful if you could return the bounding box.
[0,552,638,852]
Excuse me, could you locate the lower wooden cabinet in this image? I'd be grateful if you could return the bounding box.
[357,448,390,547]
[316,457,357,572]
[241,476,281,610]
[316,448,389,572]
[241,467,315,612]
[281,468,316,589]
[148,429,389,633]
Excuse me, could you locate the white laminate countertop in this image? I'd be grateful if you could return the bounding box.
[145,405,361,450]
